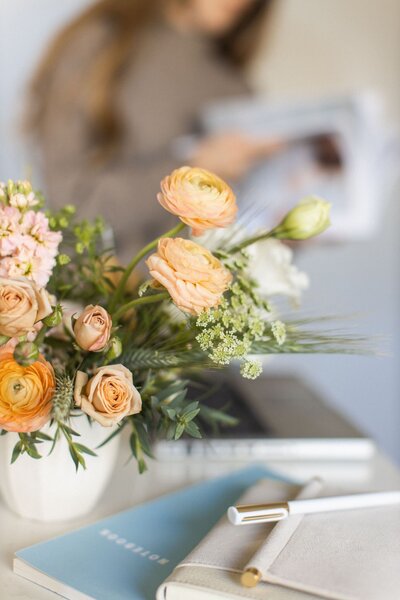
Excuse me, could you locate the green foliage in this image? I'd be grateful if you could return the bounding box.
[250,323,371,355]
[198,403,238,433]
[47,205,115,304]
[128,418,154,474]
[11,431,53,463]
[97,422,127,449]
[9,421,96,471]
[120,347,209,370]
[73,219,104,254]
[50,421,97,471]
[148,379,202,441]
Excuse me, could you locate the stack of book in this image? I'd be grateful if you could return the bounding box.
[14,465,400,600]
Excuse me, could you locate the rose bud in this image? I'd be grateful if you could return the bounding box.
[106,336,123,361]
[13,341,39,367]
[73,305,112,352]
[43,304,63,328]
[273,197,331,240]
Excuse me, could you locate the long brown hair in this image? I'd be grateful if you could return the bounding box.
[28,0,275,156]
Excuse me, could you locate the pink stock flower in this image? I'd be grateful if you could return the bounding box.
[22,211,62,251]
[0,206,22,257]
[0,206,62,288]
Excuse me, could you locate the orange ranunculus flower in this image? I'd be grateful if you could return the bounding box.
[146,237,232,315]
[157,166,237,236]
[0,348,55,432]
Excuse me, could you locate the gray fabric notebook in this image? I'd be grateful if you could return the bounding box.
[157,479,400,600]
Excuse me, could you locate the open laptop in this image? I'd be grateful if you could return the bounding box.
[154,374,374,461]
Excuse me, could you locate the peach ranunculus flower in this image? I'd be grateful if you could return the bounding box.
[0,348,55,432]
[74,365,141,427]
[73,305,112,352]
[146,238,232,315]
[0,277,52,338]
[157,166,237,236]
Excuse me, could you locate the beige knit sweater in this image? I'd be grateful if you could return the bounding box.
[38,19,248,263]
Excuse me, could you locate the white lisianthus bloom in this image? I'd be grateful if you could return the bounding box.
[249,239,309,303]
[194,227,229,251]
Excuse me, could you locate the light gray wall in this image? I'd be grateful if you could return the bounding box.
[0,0,92,179]
[263,196,400,461]
[251,0,400,462]
[0,0,399,461]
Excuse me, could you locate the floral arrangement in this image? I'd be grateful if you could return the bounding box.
[0,168,349,471]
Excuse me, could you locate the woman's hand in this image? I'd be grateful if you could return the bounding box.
[190,132,284,180]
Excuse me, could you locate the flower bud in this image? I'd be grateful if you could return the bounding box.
[13,341,39,367]
[9,193,28,209]
[63,204,76,215]
[273,197,331,240]
[106,336,123,361]
[57,254,71,266]
[73,305,112,352]
[43,304,63,328]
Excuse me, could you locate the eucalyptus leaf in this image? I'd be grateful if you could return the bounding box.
[174,422,185,440]
[184,421,202,439]
[11,441,22,464]
[74,443,97,457]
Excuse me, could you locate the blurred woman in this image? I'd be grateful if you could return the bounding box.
[27,0,277,262]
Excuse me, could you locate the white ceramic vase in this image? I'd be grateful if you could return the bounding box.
[0,417,120,522]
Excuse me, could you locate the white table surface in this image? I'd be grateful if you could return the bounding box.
[1,444,400,600]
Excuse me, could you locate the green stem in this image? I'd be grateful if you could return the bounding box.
[109,222,185,312]
[113,292,169,322]
[227,230,275,254]
[35,325,50,347]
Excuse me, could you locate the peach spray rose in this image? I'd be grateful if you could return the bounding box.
[146,238,232,315]
[0,277,52,338]
[157,166,237,236]
[74,365,141,427]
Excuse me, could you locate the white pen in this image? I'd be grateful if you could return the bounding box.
[227,489,400,525]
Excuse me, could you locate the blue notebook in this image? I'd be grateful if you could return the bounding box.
[14,465,287,600]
